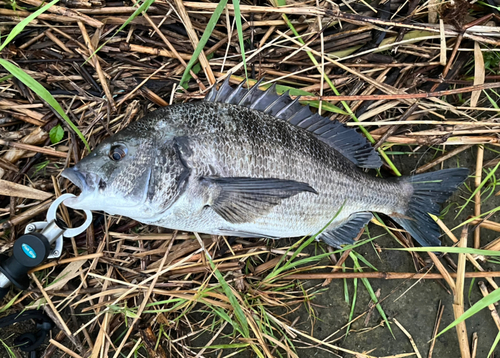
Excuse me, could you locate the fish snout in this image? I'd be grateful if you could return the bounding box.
[61,167,90,192]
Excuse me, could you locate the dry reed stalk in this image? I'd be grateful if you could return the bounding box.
[471,42,485,107]
[0,8,87,25]
[0,179,53,200]
[474,145,484,248]
[428,301,445,358]
[436,219,499,290]
[0,127,49,180]
[453,226,471,358]
[119,43,191,60]
[471,332,478,358]
[19,0,103,27]
[0,100,45,123]
[173,0,215,85]
[45,30,75,54]
[298,82,500,101]
[130,0,205,91]
[2,199,53,229]
[90,312,109,358]
[369,134,499,145]
[282,271,500,280]
[276,29,458,117]
[49,339,85,358]
[0,139,68,158]
[30,273,73,337]
[111,248,170,358]
[471,220,500,233]
[18,31,46,49]
[427,252,456,291]
[416,145,473,173]
[478,281,500,331]
[480,237,500,257]
[77,21,114,107]
[394,319,422,358]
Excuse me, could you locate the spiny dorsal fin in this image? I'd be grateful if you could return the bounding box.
[205,78,382,169]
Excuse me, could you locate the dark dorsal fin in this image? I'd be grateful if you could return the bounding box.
[205,77,382,169]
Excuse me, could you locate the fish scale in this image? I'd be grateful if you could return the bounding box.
[61,80,468,248]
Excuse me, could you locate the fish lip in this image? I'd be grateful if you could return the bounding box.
[61,167,89,192]
[61,167,91,208]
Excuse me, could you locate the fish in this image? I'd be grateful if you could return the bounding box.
[61,78,468,248]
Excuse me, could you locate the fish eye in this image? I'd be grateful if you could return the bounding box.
[109,145,127,161]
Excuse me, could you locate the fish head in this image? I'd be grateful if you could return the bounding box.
[61,129,156,215]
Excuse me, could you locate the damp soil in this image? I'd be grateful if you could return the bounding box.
[285,147,500,358]
[1,146,499,358]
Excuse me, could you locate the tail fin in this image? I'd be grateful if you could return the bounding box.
[391,168,469,247]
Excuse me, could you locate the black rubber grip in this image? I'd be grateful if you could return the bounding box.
[0,287,9,300]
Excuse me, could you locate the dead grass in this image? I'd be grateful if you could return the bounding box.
[0,0,499,357]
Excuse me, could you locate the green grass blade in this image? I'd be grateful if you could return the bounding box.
[488,330,500,357]
[94,0,156,56]
[345,275,357,337]
[232,0,247,80]
[350,252,393,336]
[0,338,16,358]
[0,0,59,52]
[207,255,250,337]
[456,161,499,218]
[204,343,250,349]
[0,292,21,314]
[0,59,90,150]
[438,287,500,338]
[353,251,379,271]
[484,90,500,109]
[183,53,214,85]
[270,252,332,281]
[396,246,500,256]
[0,74,14,83]
[275,0,401,176]
[265,202,346,282]
[451,206,500,231]
[179,0,228,89]
[343,263,349,304]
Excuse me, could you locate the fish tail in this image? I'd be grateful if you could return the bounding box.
[390,168,469,247]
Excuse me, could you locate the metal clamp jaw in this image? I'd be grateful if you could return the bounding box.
[25,194,92,259]
[0,194,92,297]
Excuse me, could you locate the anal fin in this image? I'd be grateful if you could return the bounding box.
[319,212,373,248]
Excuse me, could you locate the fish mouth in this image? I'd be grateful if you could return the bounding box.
[61,167,91,208]
[61,167,87,191]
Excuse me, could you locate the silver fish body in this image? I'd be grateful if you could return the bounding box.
[62,81,467,247]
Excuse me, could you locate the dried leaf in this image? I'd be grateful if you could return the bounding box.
[46,260,86,291]
[0,179,53,200]
[471,42,485,107]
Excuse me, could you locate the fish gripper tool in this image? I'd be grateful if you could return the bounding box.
[0,194,92,299]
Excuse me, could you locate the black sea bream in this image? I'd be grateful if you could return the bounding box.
[62,79,468,247]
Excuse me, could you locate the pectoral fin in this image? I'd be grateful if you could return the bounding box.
[319,212,373,248]
[201,177,317,224]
